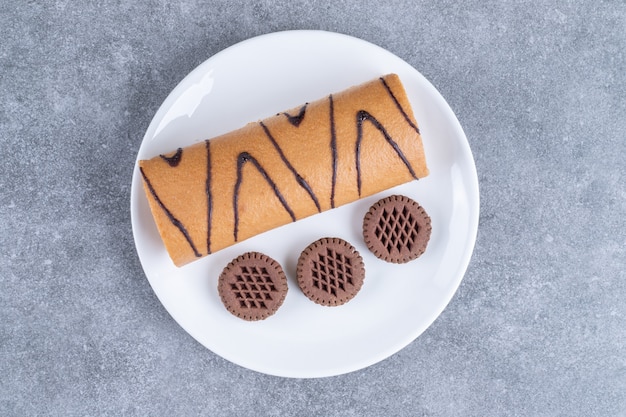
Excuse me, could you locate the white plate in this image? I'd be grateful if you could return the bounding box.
[130,30,479,378]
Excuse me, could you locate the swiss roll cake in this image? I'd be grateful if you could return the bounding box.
[139,74,429,267]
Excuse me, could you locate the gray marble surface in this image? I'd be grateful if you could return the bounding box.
[1,1,625,416]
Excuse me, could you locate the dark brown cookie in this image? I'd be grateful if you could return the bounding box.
[363,195,431,263]
[218,252,288,321]
[297,238,365,306]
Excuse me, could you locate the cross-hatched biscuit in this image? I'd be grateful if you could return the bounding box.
[297,238,365,306]
[363,195,431,263]
[218,252,288,321]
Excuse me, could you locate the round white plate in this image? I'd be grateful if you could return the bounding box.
[130,30,479,378]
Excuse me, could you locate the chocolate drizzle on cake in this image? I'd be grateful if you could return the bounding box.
[259,121,321,212]
[355,109,418,197]
[233,152,296,242]
[329,94,338,208]
[379,77,420,135]
[283,103,308,127]
[159,148,183,167]
[205,140,213,254]
[139,166,202,258]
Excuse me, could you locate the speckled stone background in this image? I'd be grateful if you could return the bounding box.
[1,1,625,416]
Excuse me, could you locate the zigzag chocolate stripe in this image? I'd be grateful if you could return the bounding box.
[233,151,296,242]
[282,103,308,127]
[259,121,321,212]
[159,148,183,167]
[355,109,418,197]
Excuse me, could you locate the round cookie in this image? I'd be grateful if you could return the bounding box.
[218,252,288,321]
[297,237,365,306]
[363,195,431,263]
